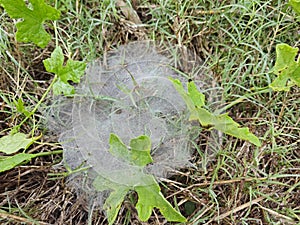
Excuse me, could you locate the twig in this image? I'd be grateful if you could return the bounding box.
[166,177,270,198]
[0,211,48,225]
[189,177,269,188]
[256,203,296,222]
[190,204,214,224]
[204,197,265,224]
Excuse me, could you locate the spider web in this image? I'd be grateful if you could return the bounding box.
[47,41,223,207]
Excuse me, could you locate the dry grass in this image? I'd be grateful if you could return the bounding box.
[0,0,299,224]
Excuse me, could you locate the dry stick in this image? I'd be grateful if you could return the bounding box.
[190,204,215,224]
[204,197,265,225]
[190,177,269,188]
[0,211,48,225]
[256,204,295,222]
[166,177,269,198]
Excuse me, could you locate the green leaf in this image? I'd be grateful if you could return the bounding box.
[93,134,186,224]
[109,134,153,166]
[194,109,261,147]
[93,175,131,225]
[191,107,215,126]
[212,113,261,147]
[135,179,186,222]
[0,132,39,154]
[104,186,130,224]
[169,78,196,112]
[170,79,261,147]
[108,133,131,162]
[0,150,61,172]
[270,43,300,91]
[129,135,152,166]
[188,81,205,107]
[0,153,35,172]
[0,0,60,48]
[289,0,300,15]
[43,46,86,95]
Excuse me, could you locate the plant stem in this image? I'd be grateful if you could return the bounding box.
[14,75,58,132]
[33,149,63,157]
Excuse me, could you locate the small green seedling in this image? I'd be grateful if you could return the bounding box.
[43,46,86,96]
[93,134,186,225]
[13,98,31,117]
[0,0,84,173]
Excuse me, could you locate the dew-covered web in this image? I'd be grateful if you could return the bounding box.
[47,41,223,207]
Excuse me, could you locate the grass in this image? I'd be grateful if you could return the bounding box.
[0,0,299,224]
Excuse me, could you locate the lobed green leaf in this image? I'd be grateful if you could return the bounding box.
[135,181,187,222]
[0,0,60,48]
[93,134,186,224]
[43,46,86,96]
[170,79,261,147]
[270,43,300,91]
